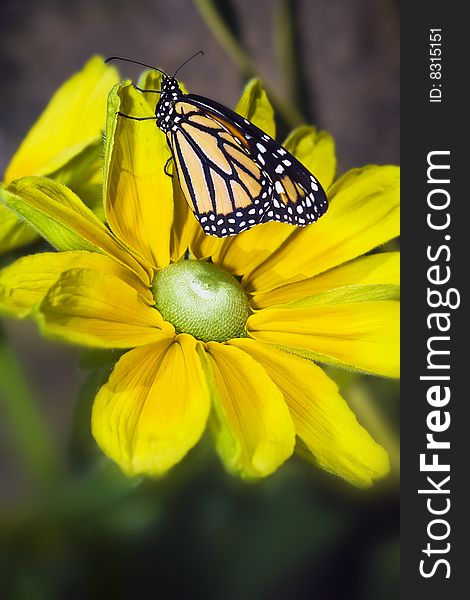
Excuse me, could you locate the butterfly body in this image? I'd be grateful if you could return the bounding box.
[153,75,328,237]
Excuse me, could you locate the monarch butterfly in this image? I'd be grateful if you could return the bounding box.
[105,54,328,238]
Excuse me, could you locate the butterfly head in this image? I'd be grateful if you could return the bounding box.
[160,75,182,101]
[155,76,183,131]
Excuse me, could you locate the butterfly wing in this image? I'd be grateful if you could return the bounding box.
[167,99,271,237]
[167,94,328,237]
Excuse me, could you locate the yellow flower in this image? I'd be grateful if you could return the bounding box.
[0,56,119,255]
[0,73,399,486]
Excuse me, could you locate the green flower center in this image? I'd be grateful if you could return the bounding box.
[152,259,251,342]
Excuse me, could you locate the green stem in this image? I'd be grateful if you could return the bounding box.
[193,0,305,129]
[274,0,315,124]
[274,0,297,108]
[0,323,61,486]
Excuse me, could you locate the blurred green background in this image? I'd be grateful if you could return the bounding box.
[0,1,399,598]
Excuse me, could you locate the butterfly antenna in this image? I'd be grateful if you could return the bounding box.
[172,50,204,78]
[104,56,167,76]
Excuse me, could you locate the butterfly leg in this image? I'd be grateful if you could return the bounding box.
[164,156,174,178]
[116,112,155,120]
[134,86,161,94]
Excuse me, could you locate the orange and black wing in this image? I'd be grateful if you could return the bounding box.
[167,94,328,237]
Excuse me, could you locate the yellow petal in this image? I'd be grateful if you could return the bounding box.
[261,284,399,310]
[104,81,173,268]
[170,178,200,261]
[2,176,152,285]
[210,221,295,278]
[248,301,400,377]
[252,252,400,309]
[1,138,106,257]
[125,71,201,262]
[37,268,171,348]
[0,205,38,256]
[283,125,336,190]
[188,223,226,261]
[131,71,197,262]
[246,165,400,293]
[230,339,389,486]
[235,78,276,138]
[92,334,210,476]
[0,251,153,319]
[194,126,336,277]
[4,56,119,182]
[201,342,295,478]
[49,138,105,215]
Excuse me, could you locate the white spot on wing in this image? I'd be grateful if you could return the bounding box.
[275,181,285,194]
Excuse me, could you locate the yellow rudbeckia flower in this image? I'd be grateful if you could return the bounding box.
[0,73,399,486]
[0,56,119,255]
